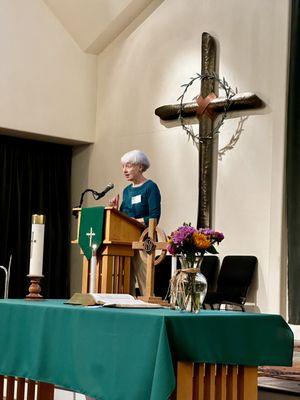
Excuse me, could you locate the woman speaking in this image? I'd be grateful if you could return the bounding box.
[110,149,161,295]
[119,150,161,225]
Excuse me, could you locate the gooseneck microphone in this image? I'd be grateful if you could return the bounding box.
[73,183,114,217]
[94,183,114,200]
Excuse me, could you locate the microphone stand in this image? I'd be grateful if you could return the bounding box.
[72,188,103,217]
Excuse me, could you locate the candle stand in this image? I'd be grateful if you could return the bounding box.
[25,275,44,300]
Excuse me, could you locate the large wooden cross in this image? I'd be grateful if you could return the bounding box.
[155,32,264,228]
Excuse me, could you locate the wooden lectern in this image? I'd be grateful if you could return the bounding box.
[72,207,143,294]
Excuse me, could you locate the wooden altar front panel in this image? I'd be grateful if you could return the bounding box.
[176,362,257,400]
[0,364,256,400]
[0,376,54,400]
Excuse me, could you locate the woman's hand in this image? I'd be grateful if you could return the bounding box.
[108,194,119,209]
[134,217,145,225]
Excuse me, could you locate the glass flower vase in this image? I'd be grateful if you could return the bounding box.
[171,256,208,313]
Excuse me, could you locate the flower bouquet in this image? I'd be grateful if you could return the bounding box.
[167,223,224,312]
[167,224,224,266]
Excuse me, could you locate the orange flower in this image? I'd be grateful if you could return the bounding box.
[192,232,211,249]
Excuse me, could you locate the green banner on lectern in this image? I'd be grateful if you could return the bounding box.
[78,206,105,259]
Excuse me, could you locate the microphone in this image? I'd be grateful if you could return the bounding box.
[95,183,114,200]
[73,183,115,217]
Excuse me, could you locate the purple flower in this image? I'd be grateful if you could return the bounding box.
[167,243,176,255]
[199,228,214,235]
[214,231,225,242]
[198,228,224,243]
[171,225,196,245]
[168,223,224,257]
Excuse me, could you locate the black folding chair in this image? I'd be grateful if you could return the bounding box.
[203,255,257,311]
[200,255,219,294]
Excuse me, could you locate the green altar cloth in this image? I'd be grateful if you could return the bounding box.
[0,299,293,400]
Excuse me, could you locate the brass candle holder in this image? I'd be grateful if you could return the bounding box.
[25,275,44,300]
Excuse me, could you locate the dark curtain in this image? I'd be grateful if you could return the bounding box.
[0,134,72,299]
[287,0,300,324]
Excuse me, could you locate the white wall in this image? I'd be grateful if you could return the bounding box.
[0,0,96,143]
[43,0,132,52]
[73,0,290,315]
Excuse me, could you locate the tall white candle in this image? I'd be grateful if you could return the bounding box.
[89,245,97,293]
[29,215,45,276]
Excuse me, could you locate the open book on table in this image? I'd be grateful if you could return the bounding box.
[66,293,163,308]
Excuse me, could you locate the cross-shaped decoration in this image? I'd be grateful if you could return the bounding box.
[132,219,168,305]
[86,227,95,248]
[155,32,264,228]
[30,232,37,259]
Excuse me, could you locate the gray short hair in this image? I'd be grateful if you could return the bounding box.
[121,150,150,172]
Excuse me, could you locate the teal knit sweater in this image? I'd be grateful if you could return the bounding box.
[120,180,161,225]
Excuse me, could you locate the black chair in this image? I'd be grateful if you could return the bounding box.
[203,255,257,311]
[200,255,219,293]
[154,255,174,299]
[153,255,220,301]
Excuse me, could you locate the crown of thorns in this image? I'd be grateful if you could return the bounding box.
[177,72,236,147]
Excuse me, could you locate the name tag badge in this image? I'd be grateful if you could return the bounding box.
[131,195,141,205]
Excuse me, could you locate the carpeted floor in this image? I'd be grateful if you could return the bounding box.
[258,344,300,397]
[259,345,300,382]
